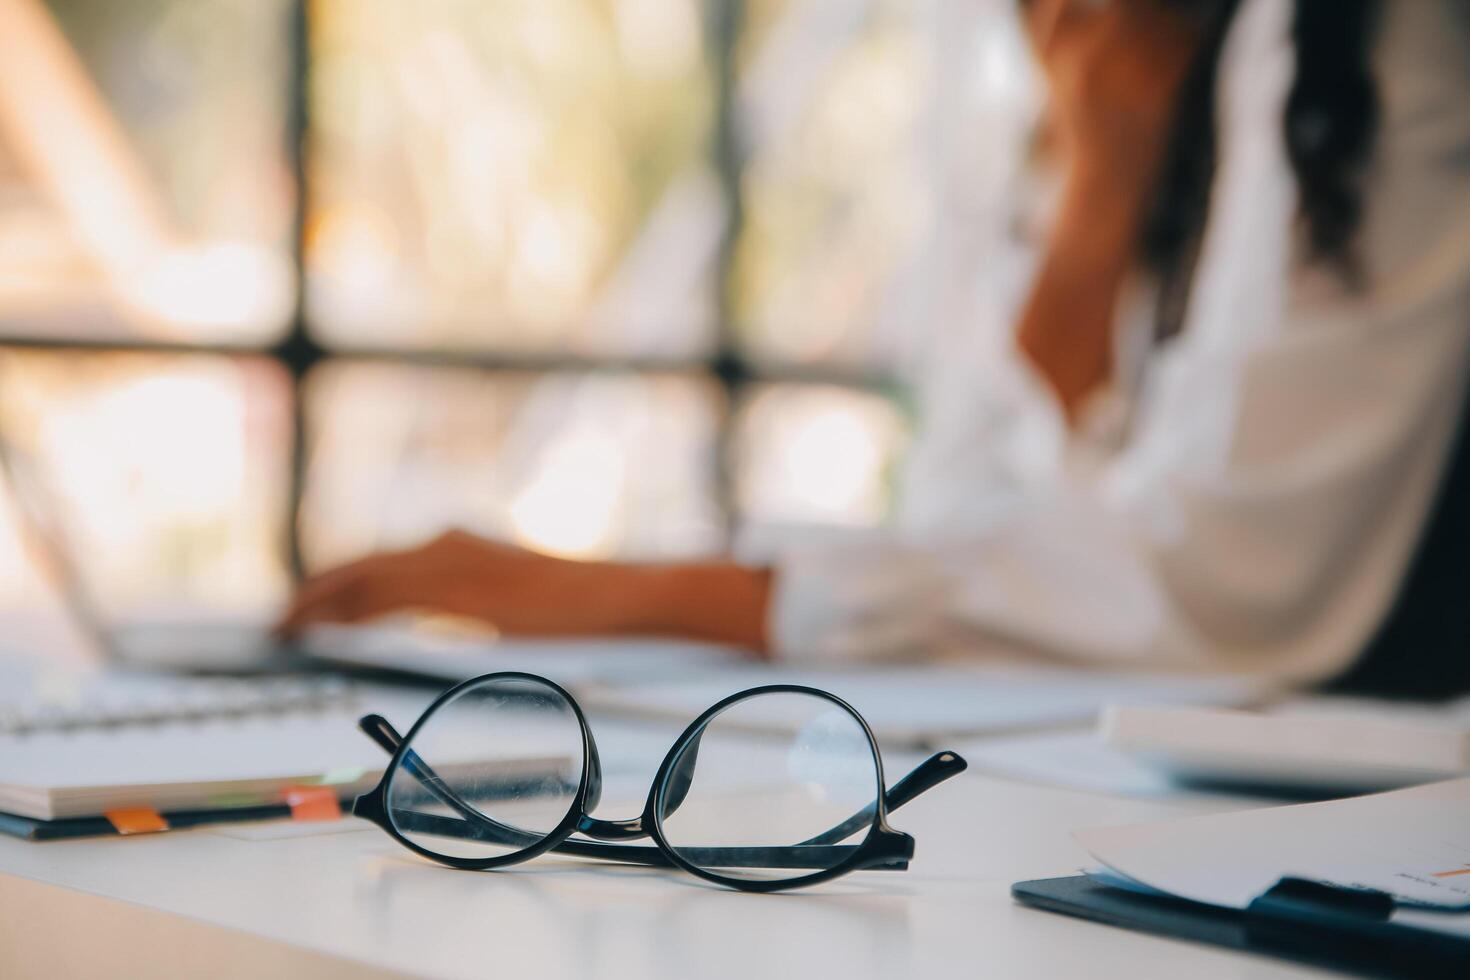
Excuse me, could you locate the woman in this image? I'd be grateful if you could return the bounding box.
[281,0,1470,692]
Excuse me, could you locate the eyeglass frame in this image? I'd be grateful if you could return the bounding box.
[351,671,969,893]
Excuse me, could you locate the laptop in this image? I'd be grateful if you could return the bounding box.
[0,423,316,673]
[0,426,748,681]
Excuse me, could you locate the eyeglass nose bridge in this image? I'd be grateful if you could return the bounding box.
[575,814,648,842]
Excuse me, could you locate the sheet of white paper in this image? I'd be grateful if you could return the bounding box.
[580,663,1263,747]
[958,730,1177,797]
[302,624,746,689]
[1392,906,1470,939]
[1077,777,1470,912]
[1272,694,1470,727]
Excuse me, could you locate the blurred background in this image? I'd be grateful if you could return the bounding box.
[0,0,1043,636]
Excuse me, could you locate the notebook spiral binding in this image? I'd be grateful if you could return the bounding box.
[0,676,359,736]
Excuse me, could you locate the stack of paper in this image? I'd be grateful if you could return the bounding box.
[1102,704,1470,793]
[579,663,1264,748]
[1076,778,1470,934]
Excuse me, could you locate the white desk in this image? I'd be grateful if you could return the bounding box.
[0,714,1332,980]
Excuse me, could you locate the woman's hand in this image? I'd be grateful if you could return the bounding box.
[276,530,774,654]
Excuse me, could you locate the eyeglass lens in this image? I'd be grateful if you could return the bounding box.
[656,691,882,883]
[385,676,585,860]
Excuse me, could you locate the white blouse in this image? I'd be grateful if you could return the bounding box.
[764,0,1470,683]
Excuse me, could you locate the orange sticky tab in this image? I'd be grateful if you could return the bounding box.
[284,786,342,823]
[105,808,169,835]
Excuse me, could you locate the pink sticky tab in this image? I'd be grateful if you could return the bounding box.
[285,786,342,822]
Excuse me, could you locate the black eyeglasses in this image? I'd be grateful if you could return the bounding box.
[352,672,968,892]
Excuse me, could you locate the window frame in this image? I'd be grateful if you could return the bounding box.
[0,0,899,580]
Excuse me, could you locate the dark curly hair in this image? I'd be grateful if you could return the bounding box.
[1144,0,1384,340]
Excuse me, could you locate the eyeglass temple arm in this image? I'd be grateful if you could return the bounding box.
[360,717,817,871]
[357,714,546,848]
[359,713,404,754]
[362,716,785,869]
[797,750,969,848]
[386,808,867,871]
[885,750,969,811]
[362,715,664,867]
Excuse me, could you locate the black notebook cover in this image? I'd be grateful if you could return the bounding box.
[1012,874,1470,979]
[0,800,350,841]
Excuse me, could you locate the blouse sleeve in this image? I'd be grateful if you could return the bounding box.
[767,0,1470,683]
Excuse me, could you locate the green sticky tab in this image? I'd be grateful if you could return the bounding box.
[206,793,263,808]
[319,766,367,786]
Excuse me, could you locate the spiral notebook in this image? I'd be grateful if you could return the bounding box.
[0,667,559,837]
